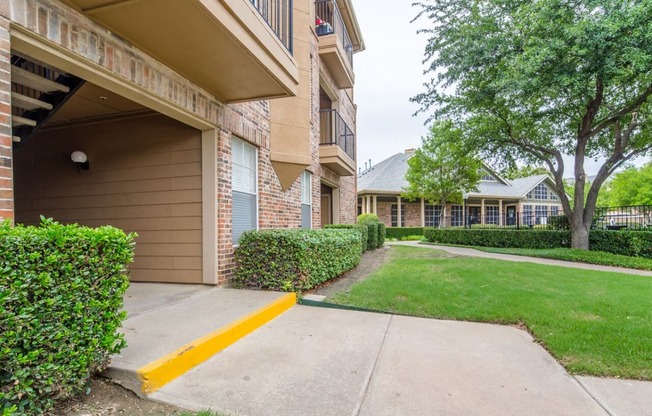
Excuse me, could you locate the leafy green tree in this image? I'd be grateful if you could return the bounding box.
[413,0,652,249]
[606,162,652,206]
[403,121,481,228]
[502,165,550,180]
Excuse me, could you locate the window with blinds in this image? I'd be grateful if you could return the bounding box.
[301,171,311,228]
[231,137,258,244]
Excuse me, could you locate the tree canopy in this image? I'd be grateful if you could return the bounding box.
[403,121,481,225]
[413,0,652,248]
[598,162,652,206]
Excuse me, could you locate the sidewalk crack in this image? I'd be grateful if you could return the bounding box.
[352,314,393,416]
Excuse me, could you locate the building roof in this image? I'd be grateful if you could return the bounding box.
[358,151,556,200]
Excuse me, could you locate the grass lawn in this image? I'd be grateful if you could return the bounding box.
[473,246,652,271]
[331,246,652,380]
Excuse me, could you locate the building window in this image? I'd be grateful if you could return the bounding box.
[536,205,548,225]
[485,206,499,225]
[301,171,312,229]
[451,205,463,226]
[232,137,258,245]
[533,183,548,200]
[550,205,559,216]
[523,204,533,225]
[480,172,496,181]
[425,204,442,227]
[391,204,406,227]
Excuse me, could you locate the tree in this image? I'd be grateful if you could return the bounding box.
[502,165,550,180]
[605,162,652,206]
[403,121,481,228]
[413,0,652,249]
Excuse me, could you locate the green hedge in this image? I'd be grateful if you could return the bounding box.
[377,223,386,248]
[423,228,652,258]
[324,224,368,253]
[0,219,135,415]
[365,223,379,251]
[386,227,425,239]
[233,229,362,292]
[424,228,570,249]
[590,230,652,258]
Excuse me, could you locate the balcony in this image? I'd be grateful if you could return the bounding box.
[315,0,355,88]
[62,0,299,102]
[319,109,356,176]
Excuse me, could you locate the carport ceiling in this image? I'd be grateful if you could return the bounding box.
[47,83,148,124]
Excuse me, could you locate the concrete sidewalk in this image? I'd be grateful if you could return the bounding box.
[149,305,650,416]
[390,241,652,276]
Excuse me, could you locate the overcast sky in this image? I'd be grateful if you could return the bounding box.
[353,0,429,173]
[351,0,648,177]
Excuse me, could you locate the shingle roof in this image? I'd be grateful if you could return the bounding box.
[357,152,411,193]
[358,152,552,200]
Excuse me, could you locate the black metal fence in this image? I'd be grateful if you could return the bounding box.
[319,109,355,160]
[424,205,652,230]
[593,205,652,230]
[314,0,354,66]
[427,211,564,229]
[250,0,293,54]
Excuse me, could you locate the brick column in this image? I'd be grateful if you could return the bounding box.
[0,16,13,222]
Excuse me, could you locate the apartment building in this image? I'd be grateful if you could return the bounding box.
[0,0,364,284]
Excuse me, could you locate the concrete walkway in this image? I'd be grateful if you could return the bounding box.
[389,241,652,276]
[149,305,650,416]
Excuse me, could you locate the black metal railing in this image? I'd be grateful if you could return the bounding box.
[319,109,355,160]
[424,210,565,229]
[594,205,652,230]
[250,0,293,54]
[420,206,652,230]
[314,0,353,66]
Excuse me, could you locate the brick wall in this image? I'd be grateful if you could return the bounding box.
[5,0,360,283]
[0,15,12,221]
[377,201,423,227]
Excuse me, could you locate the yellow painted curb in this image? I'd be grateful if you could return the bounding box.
[136,292,297,394]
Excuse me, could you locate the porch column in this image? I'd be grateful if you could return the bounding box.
[373,195,378,215]
[201,129,218,284]
[499,199,503,226]
[0,17,14,222]
[481,199,485,225]
[397,196,402,227]
[421,198,425,227]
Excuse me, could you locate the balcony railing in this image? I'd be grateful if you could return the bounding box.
[314,0,353,66]
[251,0,293,54]
[320,109,355,160]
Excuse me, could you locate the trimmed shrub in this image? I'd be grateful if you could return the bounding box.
[422,228,652,259]
[324,224,368,253]
[0,218,135,415]
[590,230,652,259]
[233,229,362,292]
[548,215,570,230]
[377,222,386,248]
[357,213,380,225]
[386,227,425,240]
[423,228,571,249]
[365,223,379,251]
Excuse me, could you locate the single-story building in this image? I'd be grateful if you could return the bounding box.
[358,149,564,228]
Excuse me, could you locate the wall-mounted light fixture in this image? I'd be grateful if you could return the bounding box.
[70,151,89,172]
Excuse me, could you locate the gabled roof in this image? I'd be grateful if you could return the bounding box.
[358,151,559,200]
[358,152,411,193]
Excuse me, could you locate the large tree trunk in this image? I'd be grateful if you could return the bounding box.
[570,221,590,250]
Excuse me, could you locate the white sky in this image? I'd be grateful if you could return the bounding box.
[351,0,649,177]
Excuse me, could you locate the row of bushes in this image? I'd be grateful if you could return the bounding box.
[233,229,362,292]
[386,227,425,240]
[0,219,135,415]
[423,228,652,258]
